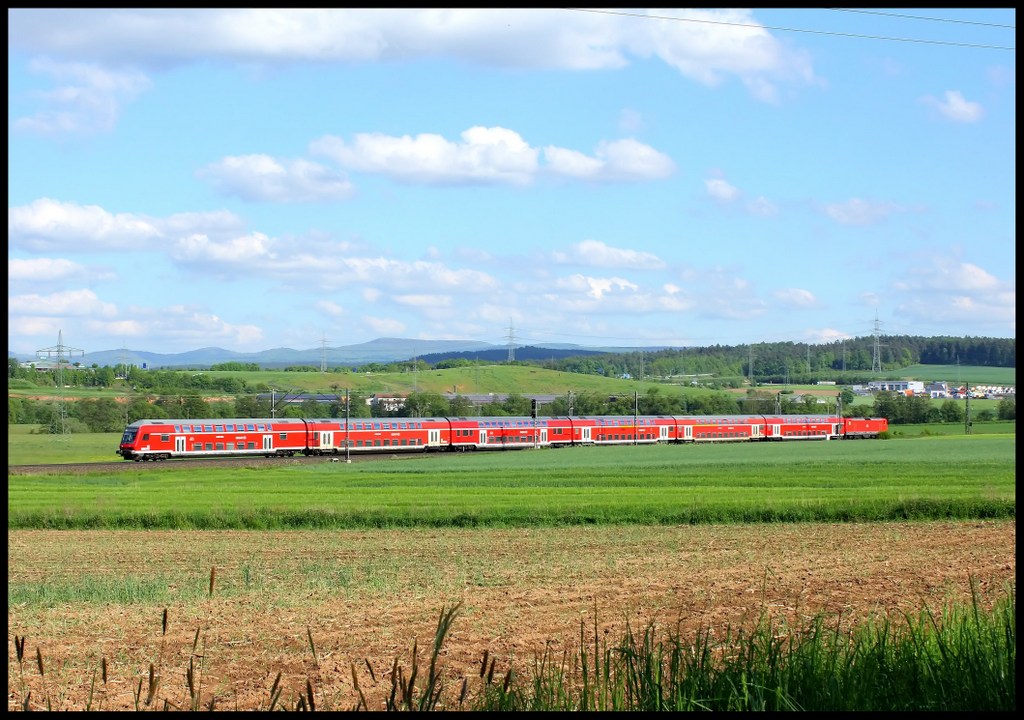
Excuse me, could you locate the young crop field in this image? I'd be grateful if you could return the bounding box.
[7,437,1015,529]
[7,435,1016,710]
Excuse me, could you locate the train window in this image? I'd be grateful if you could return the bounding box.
[247,442,255,449]
[226,424,234,431]
[193,443,201,451]
[247,424,255,431]
[356,440,363,447]
[400,422,407,429]
[160,434,169,442]
[204,425,213,432]
[374,440,380,447]
[143,433,149,440]
[215,425,224,432]
[205,443,213,450]
[215,443,224,450]
[226,443,234,450]
[257,424,265,431]
[279,433,287,441]
[374,423,381,430]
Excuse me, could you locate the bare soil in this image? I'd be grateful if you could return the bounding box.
[7,521,1015,711]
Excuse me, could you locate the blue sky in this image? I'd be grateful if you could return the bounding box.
[7,8,1016,357]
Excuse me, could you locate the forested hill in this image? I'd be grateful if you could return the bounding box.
[526,336,1014,384]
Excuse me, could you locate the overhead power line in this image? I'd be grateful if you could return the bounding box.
[829,8,1015,29]
[564,8,1014,51]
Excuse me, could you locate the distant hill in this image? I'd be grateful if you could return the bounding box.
[10,338,674,369]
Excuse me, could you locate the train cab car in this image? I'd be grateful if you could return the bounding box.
[841,417,888,438]
[118,418,310,461]
[761,414,842,441]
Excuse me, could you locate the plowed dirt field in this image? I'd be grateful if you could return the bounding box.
[7,521,1015,711]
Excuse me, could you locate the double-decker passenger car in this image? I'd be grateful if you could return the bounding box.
[117,413,889,461]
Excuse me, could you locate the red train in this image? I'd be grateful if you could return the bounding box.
[116,414,888,461]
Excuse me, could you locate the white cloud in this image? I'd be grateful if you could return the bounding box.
[747,196,778,216]
[172,232,277,263]
[555,273,639,300]
[9,288,118,317]
[10,9,817,87]
[551,239,666,270]
[705,177,739,201]
[311,126,540,186]
[774,288,818,308]
[922,90,984,123]
[393,294,453,308]
[198,154,355,202]
[315,300,345,317]
[889,256,1014,334]
[548,138,675,181]
[8,257,104,283]
[823,198,901,226]
[363,315,406,335]
[11,58,150,137]
[8,198,162,252]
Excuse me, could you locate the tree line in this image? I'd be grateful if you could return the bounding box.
[8,386,1014,435]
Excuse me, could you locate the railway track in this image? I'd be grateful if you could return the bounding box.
[8,452,436,475]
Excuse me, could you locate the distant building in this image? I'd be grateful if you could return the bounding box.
[867,380,924,395]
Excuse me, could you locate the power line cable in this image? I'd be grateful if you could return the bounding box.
[829,8,1015,29]
[564,8,1015,50]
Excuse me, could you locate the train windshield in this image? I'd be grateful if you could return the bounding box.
[121,429,137,444]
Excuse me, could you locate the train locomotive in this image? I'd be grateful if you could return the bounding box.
[116,413,888,462]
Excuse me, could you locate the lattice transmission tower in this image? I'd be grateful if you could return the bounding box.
[871,310,887,374]
[506,320,517,362]
[36,330,84,437]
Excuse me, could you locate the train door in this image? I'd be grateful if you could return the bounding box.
[176,436,187,453]
[771,424,781,438]
[540,429,548,444]
[321,431,333,449]
[479,430,486,447]
[263,434,273,451]
[833,423,842,438]
[682,425,692,441]
[428,429,441,447]
[660,425,669,441]
[751,424,761,439]
[581,427,591,443]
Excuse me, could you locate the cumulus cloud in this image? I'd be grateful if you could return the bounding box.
[551,239,666,270]
[315,300,345,317]
[393,294,453,307]
[9,288,118,317]
[311,126,540,186]
[11,58,151,137]
[545,138,675,181]
[890,256,1014,334]
[705,177,739,202]
[8,198,162,252]
[823,198,901,226]
[363,315,406,335]
[922,90,984,123]
[774,288,818,308]
[10,9,816,90]
[198,154,355,202]
[555,273,639,300]
[8,257,108,283]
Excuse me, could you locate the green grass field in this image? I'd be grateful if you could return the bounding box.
[8,436,1014,529]
[8,362,1014,403]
